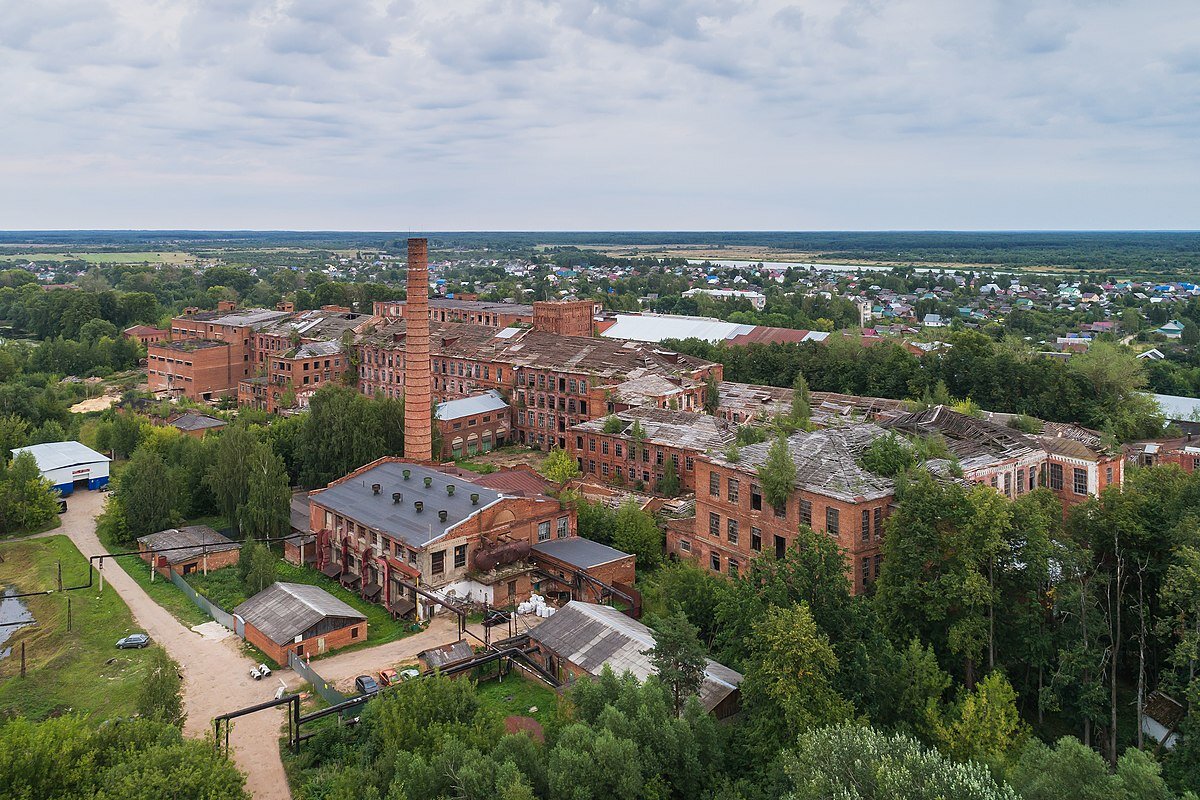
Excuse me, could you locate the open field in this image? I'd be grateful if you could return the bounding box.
[475,671,560,728]
[0,535,155,720]
[0,251,195,264]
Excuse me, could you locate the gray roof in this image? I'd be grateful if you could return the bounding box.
[529,602,742,714]
[208,308,291,328]
[169,412,227,432]
[12,441,110,472]
[295,340,342,359]
[531,537,631,570]
[573,406,735,452]
[310,460,503,548]
[233,582,365,645]
[289,491,314,542]
[136,525,240,565]
[435,390,509,421]
[884,405,1040,471]
[709,424,895,502]
[420,640,475,669]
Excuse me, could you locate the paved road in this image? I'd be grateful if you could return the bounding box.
[58,490,292,800]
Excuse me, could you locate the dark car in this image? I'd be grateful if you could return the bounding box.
[56,498,68,514]
[355,675,380,696]
[116,633,150,649]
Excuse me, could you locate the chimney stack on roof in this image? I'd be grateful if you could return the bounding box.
[403,237,433,463]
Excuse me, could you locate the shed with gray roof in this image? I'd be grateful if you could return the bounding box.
[233,582,367,662]
[527,601,742,718]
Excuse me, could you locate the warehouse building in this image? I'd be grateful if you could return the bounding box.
[233,582,367,663]
[11,441,110,495]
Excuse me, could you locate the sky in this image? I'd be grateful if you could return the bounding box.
[0,0,1196,231]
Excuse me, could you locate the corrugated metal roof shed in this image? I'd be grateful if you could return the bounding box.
[233,582,365,645]
[136,525,240,565]
[529,601,741,714]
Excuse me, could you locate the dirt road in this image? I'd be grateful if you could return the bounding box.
[59,491,292,800]
[283,617,493,693]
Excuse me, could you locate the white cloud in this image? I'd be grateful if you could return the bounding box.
[0,0,1195,229]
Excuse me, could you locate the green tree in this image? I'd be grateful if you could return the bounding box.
[296,385,386,487]
[645,609,708,715]
[0,414,30,461]
[0,451,58,534]
[205,426,257,532]
[612,500,663,570]
[548,724,643,800]
[109,412,145,459]
[137,648,185,727]
[238,444,290,541]
[114,448,176,540]
[742,603,853,747]
[543,448,580,484]
[1009,735,1179,800]
[658,457,681,497]
[240,538,278,595]
[783,724,1019,800]
[757,435,796,510]
[859,433,917,477]
[791,372,811,428]
[934,671,1028,771]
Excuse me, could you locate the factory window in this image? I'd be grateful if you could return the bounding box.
[1049,463,1063,490]
[557,517,569,538]
[709,472,720,496]
[751,527,761,552]
[431,551,445,574]
[679,539,691,552]
[728,558,739,578]
[454,544,467,569]
[727,519,739,544]
[1073,468,1088,495]
[861,510,870,542]
[873,507,882,540]
[538,521,551,542]
[800,499,812,527]
[826,507,840,537]
[710,553,721,572]
[727,478,739,503]
[709,512,720,537]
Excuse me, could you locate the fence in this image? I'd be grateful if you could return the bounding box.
[288,651,347,707]
[167,570,238,631]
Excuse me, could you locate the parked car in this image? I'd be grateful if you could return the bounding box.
[355,675,380,696]
[116,633,150,649]
[250,663,272,680]
[378,668,399,687]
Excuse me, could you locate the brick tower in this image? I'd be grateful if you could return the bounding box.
[403,238,433,462]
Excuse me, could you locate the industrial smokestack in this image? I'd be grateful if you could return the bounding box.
[403,237,433,462]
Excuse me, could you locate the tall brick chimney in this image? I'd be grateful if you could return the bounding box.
[403,238,433,462]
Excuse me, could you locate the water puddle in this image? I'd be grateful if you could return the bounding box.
[0,588,35,660]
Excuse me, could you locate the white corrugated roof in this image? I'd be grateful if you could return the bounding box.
[435,390,509,421]
[1154,393,1200,422]
[11,441,110,472]
[600,313,752,344]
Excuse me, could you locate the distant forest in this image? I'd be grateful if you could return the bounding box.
[0,230,1198,275]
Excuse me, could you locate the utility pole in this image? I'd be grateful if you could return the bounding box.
[66,597,72,632]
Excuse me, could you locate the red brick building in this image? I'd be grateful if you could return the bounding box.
[530,537,636,607]
[532,300,595,337]
[233,582,367,663]
[374,297,535,328]
[136,525,241,577]
[148,307,291,400]
[123,325,167,346]
[308,459,579,619]
[435,390,511,459]
[674,425,896,594]
[569,406,735,494]
[356,320,721,451]
[1125,435,1200,474]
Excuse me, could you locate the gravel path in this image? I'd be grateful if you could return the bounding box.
[59,490,292,800]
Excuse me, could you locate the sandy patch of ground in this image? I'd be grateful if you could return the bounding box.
[69,395,120,413]
[191,621,235,642]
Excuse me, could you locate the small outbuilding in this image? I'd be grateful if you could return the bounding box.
[526,601,743,719]
[1142,690,1186,751]
[284,491,317,566]
[167,411,228,438]
[233,582,367,664]
[11,441,110,495]
[137,525,241,576]
[418,640,475,673]
[530,537,636,607]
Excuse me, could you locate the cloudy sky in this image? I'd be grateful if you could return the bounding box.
[1,0,1196,230]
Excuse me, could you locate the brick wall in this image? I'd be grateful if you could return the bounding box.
[244,619,367,665]
[679,457,892,595]
[569,430,704,494]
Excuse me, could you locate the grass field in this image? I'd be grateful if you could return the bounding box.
[7,251,194,264]
[475,671,560,727]
[0,535,155,721]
